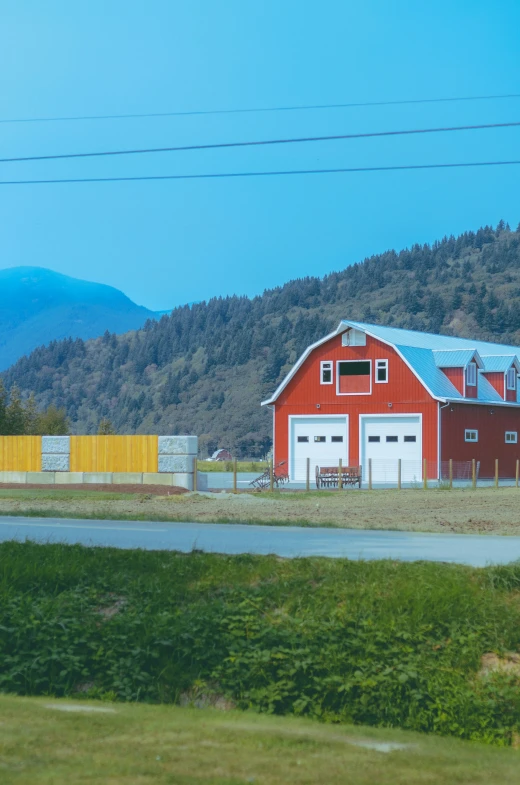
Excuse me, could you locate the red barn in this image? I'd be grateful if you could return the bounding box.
[262,321,520,482]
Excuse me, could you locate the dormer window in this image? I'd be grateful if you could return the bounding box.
[507,368,516,390]
[466,362,477,387]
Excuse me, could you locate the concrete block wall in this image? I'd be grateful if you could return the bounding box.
[158,435,198,489]
[41,436,70,472]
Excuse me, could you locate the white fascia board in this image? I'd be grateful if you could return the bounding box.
[261,322,348,406]
[470,350,484,370]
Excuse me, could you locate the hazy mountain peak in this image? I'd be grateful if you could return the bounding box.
[0,266,160,370]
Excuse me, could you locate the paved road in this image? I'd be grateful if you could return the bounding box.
[1,516,520,566]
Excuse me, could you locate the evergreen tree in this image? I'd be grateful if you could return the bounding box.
[5,386,26,435]
[262,344,287,384]
[37,405,69,435]
[24,393,40,435]
[98,418,115,435]
[0,381,7,435]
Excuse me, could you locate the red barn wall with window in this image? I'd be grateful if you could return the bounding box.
[440,403,520,477]
[273,333,439,476]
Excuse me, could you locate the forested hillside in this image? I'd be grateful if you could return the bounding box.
[4,221,520,456]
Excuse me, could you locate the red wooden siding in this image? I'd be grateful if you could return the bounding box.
[482,372,504,399]
[273,333,439,476]
[441,403,520,477]
[442,367,464,395]
[338,374,371,394]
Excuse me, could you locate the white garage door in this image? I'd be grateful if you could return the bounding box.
[361,415,422,483]
[290,416,348,482]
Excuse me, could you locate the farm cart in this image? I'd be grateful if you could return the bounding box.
[316,465,362,489]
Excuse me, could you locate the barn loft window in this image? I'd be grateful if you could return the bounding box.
[342,328,366,347]
[320,360,333,385]
[337,360,372,395]
[466,362,477,387]
[375,359,388,383]
[506,368,516,390]
[505,431,518,444]
[465,429,478,442]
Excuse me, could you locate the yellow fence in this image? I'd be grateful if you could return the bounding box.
[0,436,42,472]
[69,436,159,473]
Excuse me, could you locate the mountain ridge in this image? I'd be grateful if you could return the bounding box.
[0,266,160,370]
[3,221,520,456]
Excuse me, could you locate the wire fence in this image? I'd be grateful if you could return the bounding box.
[198,456,520,491]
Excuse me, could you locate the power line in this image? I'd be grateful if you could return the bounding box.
[1,93,520,124]
[1,120,519,165]
[0,159,518,185]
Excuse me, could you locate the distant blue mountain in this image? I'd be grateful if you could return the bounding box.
[0,266,161,370]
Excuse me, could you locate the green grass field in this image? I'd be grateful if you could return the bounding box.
[1,695,519,785]
[199,460,268,472]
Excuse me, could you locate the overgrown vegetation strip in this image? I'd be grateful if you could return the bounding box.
[2,541,520,746]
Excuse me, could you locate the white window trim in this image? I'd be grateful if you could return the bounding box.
[466,362,477,387]
[464,429,478,442]
[505,431,518,444]
[506,368,516,391]
[320,360,334,385]
[336,359,372,396]
[375,359,389,384]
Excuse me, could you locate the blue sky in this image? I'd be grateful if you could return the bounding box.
[0,1,519,311]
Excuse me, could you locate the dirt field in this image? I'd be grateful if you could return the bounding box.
[0,482,188,495]
[0,485,520,534]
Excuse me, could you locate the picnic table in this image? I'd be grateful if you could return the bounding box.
[316,465,362,489]
[250,461,289,490]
